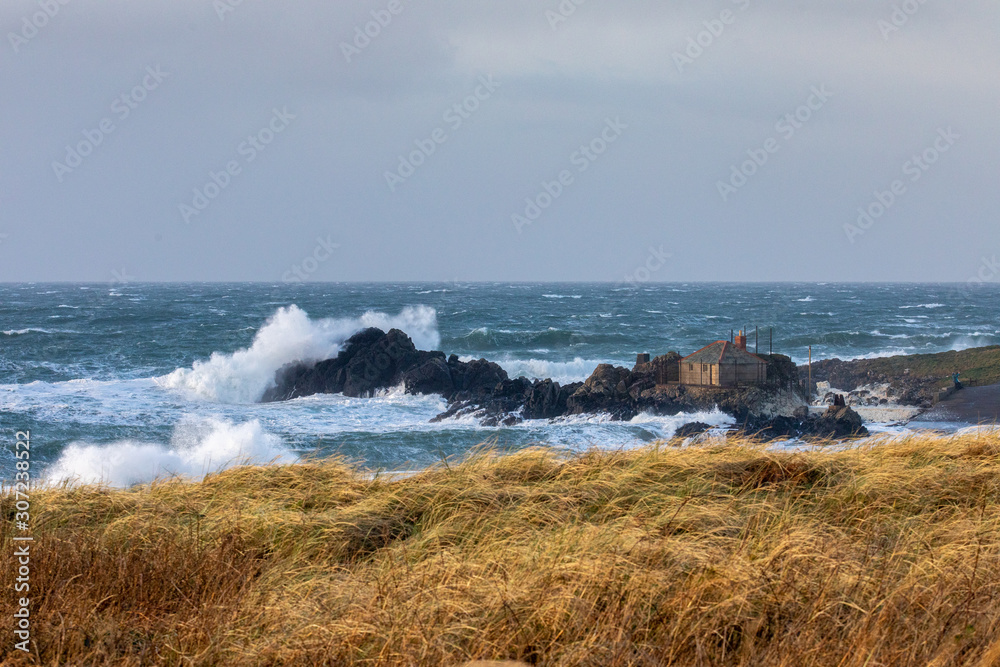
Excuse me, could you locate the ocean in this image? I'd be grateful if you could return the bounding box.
[1,282,997,486]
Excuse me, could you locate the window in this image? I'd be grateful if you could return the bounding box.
[688,363,694,371]
[702,364,708,372]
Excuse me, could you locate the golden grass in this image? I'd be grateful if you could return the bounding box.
[4,432,1000,666]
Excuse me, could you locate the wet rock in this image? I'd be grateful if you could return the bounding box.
[809,405,868,437]
[262,328,843,439]
[674,422,712,439]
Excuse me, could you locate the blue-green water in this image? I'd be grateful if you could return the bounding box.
[1,283,997,485]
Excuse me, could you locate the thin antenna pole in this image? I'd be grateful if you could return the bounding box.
[770,328,773,356]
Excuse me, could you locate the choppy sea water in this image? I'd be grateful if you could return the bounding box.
[1,282,997,486]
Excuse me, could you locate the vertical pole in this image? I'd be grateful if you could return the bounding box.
[770,328,773,356]
[755,326,759,354]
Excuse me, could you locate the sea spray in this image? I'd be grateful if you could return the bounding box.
[469,356,600,385]
[157,305,440,403]
[46,417,295,487]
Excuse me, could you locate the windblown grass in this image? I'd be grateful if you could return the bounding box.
[4,432,1000,666]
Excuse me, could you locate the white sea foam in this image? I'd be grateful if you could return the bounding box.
[951,335,996,351]
[628,409,735,438]
[899,303,945,309]
[46,417,296,487]
[157,305,440,403]
[530,409,736,450]
[3,328,76,336]
[493,357,601,384]
[836,348,918,361]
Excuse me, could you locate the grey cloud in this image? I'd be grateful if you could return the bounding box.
[0,0,996,281]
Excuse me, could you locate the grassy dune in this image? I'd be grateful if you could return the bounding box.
[5,433,1000,666]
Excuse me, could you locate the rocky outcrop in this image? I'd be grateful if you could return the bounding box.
[804,358,938,408]
[800,346,1000,408]
[811,404,867,437]
[566,364,637,418]
[261,327,869,440]
[263,327,582,425]
[736,403,868,440]
[674,422,712,439]
[262,328,510,403]
[432,377,582,427]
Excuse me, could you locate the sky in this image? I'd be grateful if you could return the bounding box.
[0,0,997,283]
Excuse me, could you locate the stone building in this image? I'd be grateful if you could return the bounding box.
[679,331,768,387]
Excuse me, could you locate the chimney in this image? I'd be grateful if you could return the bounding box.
[636,353,650,365]
[734,330,747,351]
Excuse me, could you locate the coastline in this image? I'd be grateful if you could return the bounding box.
[7,432,1000,666]
[263,327,1000,442]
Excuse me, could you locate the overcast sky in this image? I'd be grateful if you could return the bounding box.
[0,0,997,282]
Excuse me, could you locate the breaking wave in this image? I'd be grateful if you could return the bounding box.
[481,356,602,384]
[46,417,296,487]
[156,305,440,403]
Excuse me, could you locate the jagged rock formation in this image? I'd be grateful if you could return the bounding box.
[736,402,868,439]
[262,328,869,439]
[674,422,712,439]
[262,328,582,426]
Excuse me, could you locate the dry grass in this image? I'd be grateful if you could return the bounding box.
[4,432,1000,666]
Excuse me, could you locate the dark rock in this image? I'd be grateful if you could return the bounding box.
[806,405,868,438]
[802,356,941,408]
[523,379,570,420]
[402,356,454,395]
[447,357,509,400]
[736,403,868,440]
[262,327,448,401]
[262,327,849,440]
[566,364,638,419]
[736,414,805,439]
[674,422,711,438]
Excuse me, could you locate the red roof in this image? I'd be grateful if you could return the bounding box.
[681,340,767,365]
